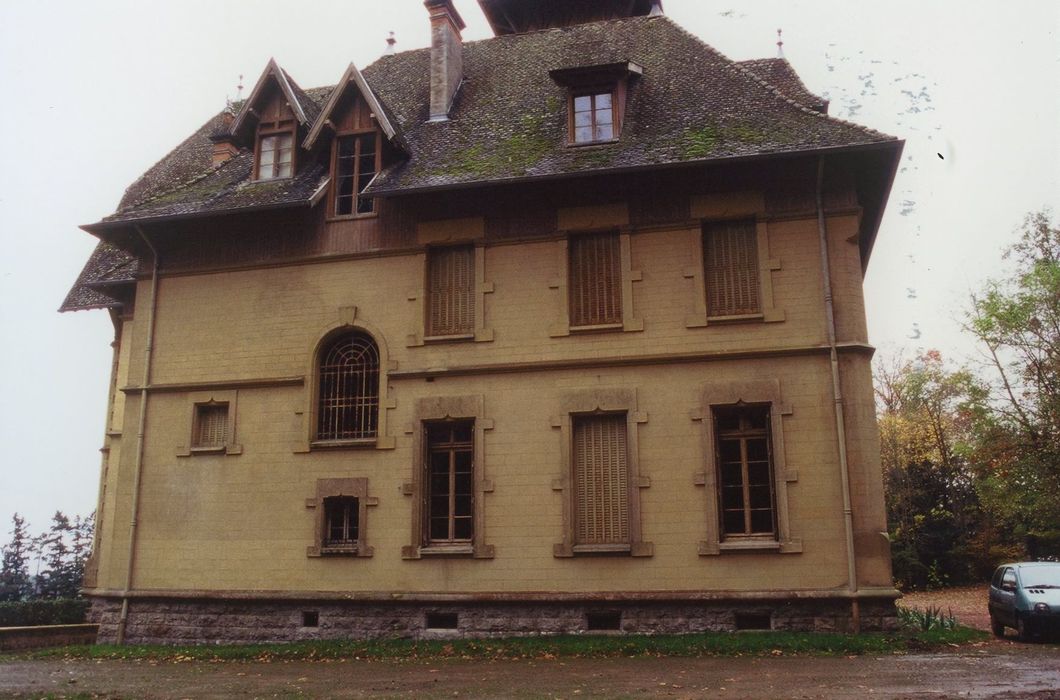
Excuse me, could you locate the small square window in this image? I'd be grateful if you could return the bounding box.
[192,402,228,450]
[425,612,459,630]
[301,610,320,628]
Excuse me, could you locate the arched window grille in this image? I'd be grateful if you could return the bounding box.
[316,331,380,441]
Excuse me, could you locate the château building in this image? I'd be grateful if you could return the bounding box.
[62,0,903,643]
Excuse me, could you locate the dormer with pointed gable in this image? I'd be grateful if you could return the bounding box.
[304,63,404,218]
[228,59,320,182]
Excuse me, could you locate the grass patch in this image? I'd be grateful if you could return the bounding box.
[8,628,986,664]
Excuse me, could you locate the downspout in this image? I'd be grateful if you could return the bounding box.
[116,226,159,645]
[815,156,860,632]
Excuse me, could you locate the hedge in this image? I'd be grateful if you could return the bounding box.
[0,599,90,627]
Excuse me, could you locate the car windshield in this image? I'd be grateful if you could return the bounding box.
[1022,564,1060,587]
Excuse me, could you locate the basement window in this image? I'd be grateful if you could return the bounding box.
[734,612,772,631]
[425,612,459,630]
[586,610,622,631]
[301,610,320,628]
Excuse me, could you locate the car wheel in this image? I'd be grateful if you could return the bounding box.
[1016,616,1033,642]
[990,615,1005,637]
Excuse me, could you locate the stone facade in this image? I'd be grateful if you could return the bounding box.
[91,596,898,645]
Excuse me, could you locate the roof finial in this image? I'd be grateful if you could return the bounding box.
[236,74,244,100]
[776,28,784,58]
[386,31,396,55]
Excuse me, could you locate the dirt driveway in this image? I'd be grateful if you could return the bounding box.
[900,585,993,631]
[2,641,1058,699]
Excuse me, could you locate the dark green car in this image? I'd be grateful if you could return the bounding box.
[988,562,1060,640]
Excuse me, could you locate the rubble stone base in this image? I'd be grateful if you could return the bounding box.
[88,596,897,645]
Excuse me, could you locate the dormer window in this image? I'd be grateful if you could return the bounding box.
[572,90,615,144]
[256,132,294,180]
[333,132,379,216]
[550,62,641,147]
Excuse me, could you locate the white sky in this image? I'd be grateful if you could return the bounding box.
[0,0,1057,536]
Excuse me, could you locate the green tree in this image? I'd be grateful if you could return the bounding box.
[967,210,1060,555]
[0,513,33,601]
[36,512,81,599]
[875,351,987,588]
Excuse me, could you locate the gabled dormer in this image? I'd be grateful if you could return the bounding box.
[304,64,404,219]
[229,59,319,182]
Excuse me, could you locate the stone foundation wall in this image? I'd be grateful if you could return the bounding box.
[90,596,897,645]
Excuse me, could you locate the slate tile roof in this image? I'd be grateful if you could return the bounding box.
[65,14,897,311]
[59,241,140,312]
[363,16,892,193]
[737,57,829,114]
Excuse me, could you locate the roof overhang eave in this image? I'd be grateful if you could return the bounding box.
[81,197,318,235]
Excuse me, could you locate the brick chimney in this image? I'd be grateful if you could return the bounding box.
[425,0,466,121]
[209,110,240,166]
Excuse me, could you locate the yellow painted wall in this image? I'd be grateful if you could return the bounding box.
[93,206,891,596]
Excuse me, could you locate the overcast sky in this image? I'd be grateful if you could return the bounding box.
[1,0,1057,538]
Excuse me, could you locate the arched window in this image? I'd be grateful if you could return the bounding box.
[316,330,380,441]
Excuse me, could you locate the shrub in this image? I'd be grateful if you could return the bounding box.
[0,599,90,627]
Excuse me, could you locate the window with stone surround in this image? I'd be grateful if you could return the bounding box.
[402,396,494,560]
[713,404,776,538]
[550,231,642,336]
[306,478,376,557]
[177,390,242,457]
[691,380,800,555]
[552,388,652,557]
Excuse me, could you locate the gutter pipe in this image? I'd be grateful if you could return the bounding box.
[815,156,860,632]
[115,226,159,645]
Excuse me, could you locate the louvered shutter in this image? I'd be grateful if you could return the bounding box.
[704,220,760,316]
[569,232,622,326]
[573,414,629,545]
[194,404,228,448]
[427,246,475,336]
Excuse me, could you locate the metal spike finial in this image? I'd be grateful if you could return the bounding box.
[236,74,244,100]
[776,29,784,58]
[385,31,396,55]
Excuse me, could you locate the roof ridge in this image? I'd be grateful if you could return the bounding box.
[738,57,825,105]
[659,16,893,141]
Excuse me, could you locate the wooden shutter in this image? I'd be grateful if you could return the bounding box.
[704,220,760,316]
[427,246,475,336]
[569,232,622,326]
[572,414,629,545]
[194,404,227,448]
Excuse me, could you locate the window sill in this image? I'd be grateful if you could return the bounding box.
[706,313,764,324]
[321,544,359,556]
[699,538,802,555]
[177,443,243,457]
[572,543,631,555]
[569,322,623,334]
[423,333,475,344]
[250,176,294,184]
[420,544,474,557]
[310,438,377,450]
[189,446,225,455]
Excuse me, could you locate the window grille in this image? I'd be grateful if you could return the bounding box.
[703,220,760,316]
[425,421,475,545]
[256,132,293,180]
[569,231,622,327]
[323,497,359,548]
[714,405,776,537]
[193,403,228,448]
[427,246,475,336]
[316,331,380,440]
[572,414,629,545]
[334,133,377,216]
